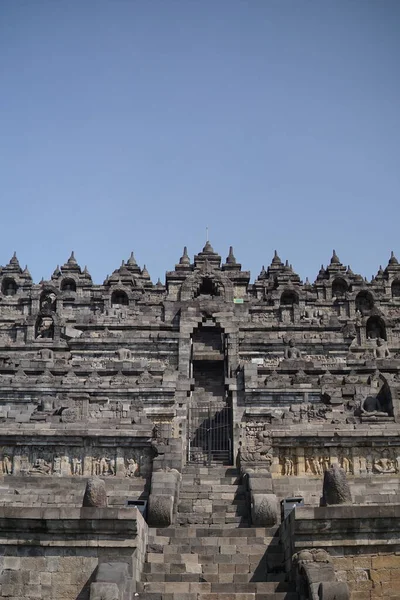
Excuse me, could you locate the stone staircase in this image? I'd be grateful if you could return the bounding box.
[138,466,299,600]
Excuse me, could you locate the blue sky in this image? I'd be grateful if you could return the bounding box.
[1,0,399,284]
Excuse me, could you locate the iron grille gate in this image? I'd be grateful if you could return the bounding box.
[187,402,232,465]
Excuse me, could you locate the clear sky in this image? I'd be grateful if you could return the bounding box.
[1,0,399,284]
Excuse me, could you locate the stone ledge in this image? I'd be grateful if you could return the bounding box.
[0,506,147,543]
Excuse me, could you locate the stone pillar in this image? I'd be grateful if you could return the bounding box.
[329,447,339,466]
[296,447,305,476]
[352,448,360,476]
[84,454,93,476]
[271,453,280,475]
[116,447,125,477]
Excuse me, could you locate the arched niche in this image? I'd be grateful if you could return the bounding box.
[366,316,386,340]
[332,277,348,299]
[280,290,299,306]
[180,271,234,302]
[111,289,129,306]
[355,290,374,315]
[60,278,77,292]
[2,278,17,296]
[194,277,220,298]
[392,280,400,298]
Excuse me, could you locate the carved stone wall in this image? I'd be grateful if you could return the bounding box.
[0,245,399,490]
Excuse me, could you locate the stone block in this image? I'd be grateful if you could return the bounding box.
[90,582,119,600]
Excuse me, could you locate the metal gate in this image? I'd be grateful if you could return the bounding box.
[187,402,232,465]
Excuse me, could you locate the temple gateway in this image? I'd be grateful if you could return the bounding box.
[0,244,400,600]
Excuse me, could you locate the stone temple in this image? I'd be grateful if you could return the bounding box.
[0,244,400,600]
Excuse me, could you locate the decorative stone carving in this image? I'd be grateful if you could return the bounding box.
[305,450,325,476]
[322,464,352,505]
[61,407,80,423]
[373,449,396,474]
[116,348,132,360]
[284,338,302,360]
[30,457,52,475]
[281,452,295,476]
[92,455,116,477]
[291,369,309,385]
[339,449,353,475]
[136,370,156,386]
[361,395,390,417]
[239,425,273,466]
[40,291,57,312]
[375,337,390,359]
[0,449,13,475]
[292,549,350,600]
[72,456,83,475]
[251,493,279,526]
[83,477,107,507]
[125,457,139,477]
[36,316,54,339]
[148,494,174,527]
[264,370,282,387]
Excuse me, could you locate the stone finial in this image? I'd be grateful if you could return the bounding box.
[256,265,267,280]
[52,265,62,278]
[82,477,107,507]
[127,251,137,266]
[141,265,150,280]
[156,277,163,288]
[67,251,77,265]
[271,250,282,265]
[226,246,236,265]
[9,251,19,266]
[346,265,354,276]
[22,265,32,279]
[316,264,326,280]
[202,240,215,254]
[179,246,190,265]
[330,249,341,265]
[322,464,352,505]
[389,250,399,266]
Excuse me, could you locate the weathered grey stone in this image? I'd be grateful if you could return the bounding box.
[82,477,107,507]
[251,493,279,526]
[318,581,350,600]
[322,465,352,505]
[147,494,174,527]
[90,582,119,600]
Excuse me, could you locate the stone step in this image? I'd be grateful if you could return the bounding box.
[147,538,279,550]
[148,533,278,546]
[145,551,282,566]
[181,484,244,493]
[137,594,298,600]
[142,573,291,584]
[182,466,239,476]
[150,526,279,538]
[177,515,248,526]
[177,508,249,518]
[139,582,296,594]
[179,493,246,503]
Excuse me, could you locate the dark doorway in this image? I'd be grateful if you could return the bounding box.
[188,324,232,465]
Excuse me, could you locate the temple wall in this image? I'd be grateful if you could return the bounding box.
[0,507,147,600]
[333,554,400,600]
